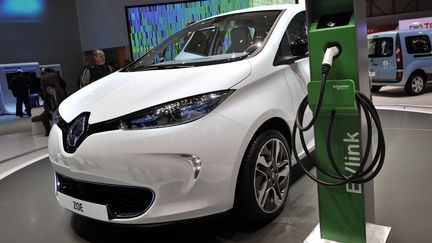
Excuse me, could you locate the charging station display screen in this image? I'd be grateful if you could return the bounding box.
[317,12,352,29]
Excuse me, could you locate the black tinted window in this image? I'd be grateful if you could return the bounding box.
[406,35,431,54]
[368,38,393,57]
[277,11,307,56]
[287,12,307,47]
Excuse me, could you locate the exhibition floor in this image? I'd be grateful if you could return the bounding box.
[0,108,432,242]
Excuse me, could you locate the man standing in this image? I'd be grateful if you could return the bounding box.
[10,70,31,117]
[80,49,114,88]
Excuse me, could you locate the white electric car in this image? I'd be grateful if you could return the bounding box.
[48,4,313,225]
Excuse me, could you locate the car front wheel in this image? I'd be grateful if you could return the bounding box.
[405,73,426,95]
[235,129,291,225]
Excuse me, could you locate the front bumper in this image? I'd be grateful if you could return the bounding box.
[49,112,251,224]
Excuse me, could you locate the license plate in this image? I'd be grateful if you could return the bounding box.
[57,192,109,221]
[369,71,376,77]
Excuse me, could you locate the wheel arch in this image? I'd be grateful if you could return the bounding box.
[403,65,427,84]
[409,69,427,80]
[250,117,292,151]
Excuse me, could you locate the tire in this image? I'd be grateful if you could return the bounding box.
[371,85,382,93]
[234,129,291,225]
[405,73,426,96]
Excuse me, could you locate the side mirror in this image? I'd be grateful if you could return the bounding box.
[244,43,260,54]
[274,38,309,66]
[291,39,308,56]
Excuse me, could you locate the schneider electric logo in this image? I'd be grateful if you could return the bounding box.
[333,84,350,91]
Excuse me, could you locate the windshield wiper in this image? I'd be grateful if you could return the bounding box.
[129,63,195,72]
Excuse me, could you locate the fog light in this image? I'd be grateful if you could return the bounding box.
[181,154,201,179]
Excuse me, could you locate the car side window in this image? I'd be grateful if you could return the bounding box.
[368,38,393,57]
[406,35,431,54]
[277,11,308,57]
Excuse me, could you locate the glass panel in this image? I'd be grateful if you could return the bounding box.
[406,35,431,54]
[368,37,393,57]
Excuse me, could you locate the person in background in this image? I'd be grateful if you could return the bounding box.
[28,72,42,95]
[80,49,114,88]
[31,78,66,136]
[41,67,67,96]
[10,70,31,117]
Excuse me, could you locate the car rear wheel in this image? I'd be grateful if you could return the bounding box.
[235,129,291,225]
[405,73,426,95]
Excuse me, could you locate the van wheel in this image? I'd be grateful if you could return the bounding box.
[405,73,426,95]
[235,129,291,225]
[371,86,382,92]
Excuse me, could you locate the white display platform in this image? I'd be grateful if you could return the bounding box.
[31,107,45,135]
[305,223,391,243]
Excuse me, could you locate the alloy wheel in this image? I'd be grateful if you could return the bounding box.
[411,76,424,94]
[253,138,290,214]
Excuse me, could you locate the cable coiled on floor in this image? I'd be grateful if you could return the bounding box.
[291,47,385,186]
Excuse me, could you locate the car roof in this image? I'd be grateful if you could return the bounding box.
[205,4,302,19]
[369,29,432,38]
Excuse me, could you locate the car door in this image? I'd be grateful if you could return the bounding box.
[278,11,309,109]
[276,11,313,154]
[368,36,396,81]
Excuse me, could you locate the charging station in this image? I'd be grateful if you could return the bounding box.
[291,0,391,242]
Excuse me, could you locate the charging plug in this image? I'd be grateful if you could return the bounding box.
[322,46,341,75]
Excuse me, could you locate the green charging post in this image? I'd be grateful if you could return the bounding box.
[291,0,391,242]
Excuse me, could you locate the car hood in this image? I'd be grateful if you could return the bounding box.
[60,61,252,123]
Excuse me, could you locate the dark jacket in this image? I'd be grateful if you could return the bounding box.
[10,73,30,97]
[41,72,67,97]
[80,64,114,88]
[42,76,66,111]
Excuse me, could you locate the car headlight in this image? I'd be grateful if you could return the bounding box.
[119,90,234,130]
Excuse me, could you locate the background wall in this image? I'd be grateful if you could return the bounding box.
[0,0,83,93]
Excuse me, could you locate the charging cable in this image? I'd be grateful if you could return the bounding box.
[296,46,340,131]
[292,46,385,186]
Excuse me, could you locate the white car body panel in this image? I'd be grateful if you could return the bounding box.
[60,61,252,124]
[49,4,311,224]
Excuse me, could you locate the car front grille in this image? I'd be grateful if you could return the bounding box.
[56,173,154,219]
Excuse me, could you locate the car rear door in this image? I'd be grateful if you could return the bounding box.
[368,35,397,81]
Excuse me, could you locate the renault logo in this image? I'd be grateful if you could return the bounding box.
[67,115,87,147]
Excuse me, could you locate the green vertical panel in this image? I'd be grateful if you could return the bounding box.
[308,1,366,242]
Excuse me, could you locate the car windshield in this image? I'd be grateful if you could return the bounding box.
[124,10,282,72]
